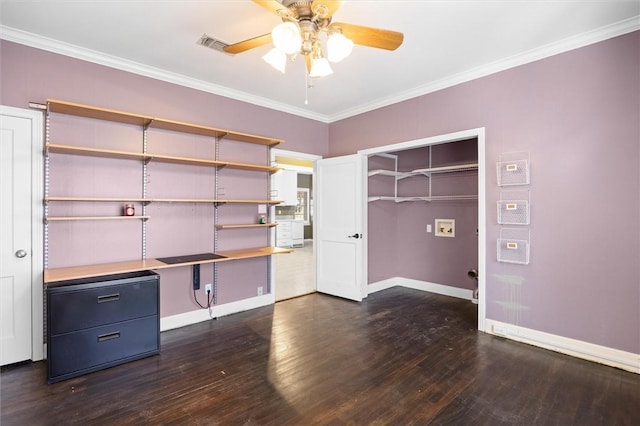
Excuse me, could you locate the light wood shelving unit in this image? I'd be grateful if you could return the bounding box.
[44,99,291,284]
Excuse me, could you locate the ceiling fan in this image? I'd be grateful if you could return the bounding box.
[223,0,404,78]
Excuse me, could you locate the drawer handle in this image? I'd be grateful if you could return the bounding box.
[97,332,120,342]
[97,293,120,303]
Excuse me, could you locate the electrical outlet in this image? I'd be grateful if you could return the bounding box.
[426,224,432,233]
[205,284,212,294]
[257,286,263,296]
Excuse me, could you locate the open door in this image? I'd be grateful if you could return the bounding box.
[315,154,367,301]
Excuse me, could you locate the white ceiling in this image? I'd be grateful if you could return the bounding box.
[1,1,638,122]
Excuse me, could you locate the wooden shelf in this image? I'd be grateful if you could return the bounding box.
[46,144,281,173]
[43,246,293,283]
[46,216,150,222]
[46,196,147,202]
[47,144,146,161]
[46,196,282,205]
[45,197,283,209]
[47,99,283,146]
[148,198,283,204]
[216,223,278,229]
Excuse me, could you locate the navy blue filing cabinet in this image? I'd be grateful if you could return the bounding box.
[47,271,160,383]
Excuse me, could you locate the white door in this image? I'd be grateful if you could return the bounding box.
[0,108,40,365]
[315,154,367,301]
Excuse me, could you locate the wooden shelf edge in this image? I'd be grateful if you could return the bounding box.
[46,216,150,221]
[46,196,147,202]
[216,247,293,260]
[47,99,153,127]
[44,247,292,283]
[47,99,283,147]
[47,144,146,161]
[45,197,283,204]
[46,144,279,172]
[216,223,278,229]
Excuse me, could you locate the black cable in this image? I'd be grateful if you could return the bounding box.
[192,287,214,309]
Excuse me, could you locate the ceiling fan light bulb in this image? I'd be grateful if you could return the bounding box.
[309,57,333,78]
[262,48,287,73]
[327,32,353,63]
[272,21,302,55]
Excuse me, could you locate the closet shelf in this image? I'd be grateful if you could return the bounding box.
[368,195,478,203]
[47,99,283,146]
[401,163,478,178]
[46,144,281,173]
[43,246,293,283]
[368,169,408,178]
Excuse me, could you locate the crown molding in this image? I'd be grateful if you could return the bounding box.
[2,17,638,124]
[328,16,640,122]
[0,25,330,123]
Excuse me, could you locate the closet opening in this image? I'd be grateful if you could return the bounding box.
[361,128,485,330]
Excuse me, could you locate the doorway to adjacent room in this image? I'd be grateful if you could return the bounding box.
[271,149,321,301]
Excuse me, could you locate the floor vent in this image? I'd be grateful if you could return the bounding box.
[197,34,230,53]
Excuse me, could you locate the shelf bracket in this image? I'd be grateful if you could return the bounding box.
[213,201,227,208]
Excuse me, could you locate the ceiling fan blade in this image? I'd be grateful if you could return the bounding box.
[223,33,273,54]
[252,0,292,18]
[311,0,343,18]
[329,22,404,51]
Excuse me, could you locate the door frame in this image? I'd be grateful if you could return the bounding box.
[1,105,44,361]
[270,148,322,298]
[358,127,487,332]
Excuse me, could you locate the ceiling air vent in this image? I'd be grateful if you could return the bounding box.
[197,34,230,53]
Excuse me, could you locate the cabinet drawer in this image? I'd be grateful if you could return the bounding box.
[49,275,159,335]
[48,315,159,383]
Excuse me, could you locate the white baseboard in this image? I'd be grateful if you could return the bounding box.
[367,277,474,301]
[160,293,275,332]
[367,278,638,374]
[367,278,398,294]
[485,319,640,374]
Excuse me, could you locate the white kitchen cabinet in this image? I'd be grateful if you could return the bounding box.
[276,220,292,248]
[274,170,297,205]
[292,220,304,247]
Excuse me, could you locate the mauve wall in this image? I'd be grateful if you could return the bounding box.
[330,32,640,354]
[0,40,329,318]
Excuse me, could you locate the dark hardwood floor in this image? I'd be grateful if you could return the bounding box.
[2,287,639,425]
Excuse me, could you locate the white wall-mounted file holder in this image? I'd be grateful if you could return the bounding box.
[497,151,530,186]
[497,227,530,265]
[498,189,530,225]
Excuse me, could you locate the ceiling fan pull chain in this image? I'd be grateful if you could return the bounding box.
[304,69,309,105]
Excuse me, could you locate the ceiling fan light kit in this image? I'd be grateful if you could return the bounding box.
[224,0,403,98]
[262,47,288,73]
[326,30,353,63]
[271,21,302,55]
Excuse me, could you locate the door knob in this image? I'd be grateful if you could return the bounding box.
[348,233,362,239]
[15,249,27,258]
